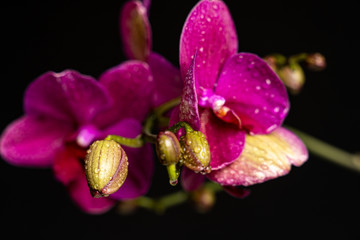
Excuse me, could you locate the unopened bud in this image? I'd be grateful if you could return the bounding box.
[180,131,211,174]
[191,186,216,213]
[85,140,128,198]
[278,64,305,94]
[156,131,181,166]
[305,53,326,71]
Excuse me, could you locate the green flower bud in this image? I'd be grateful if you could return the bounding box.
[278,64,305,94]
[156,131,181,166]
[85,140,128,198]
[180,131,211,174]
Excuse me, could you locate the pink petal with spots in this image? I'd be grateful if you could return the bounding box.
[200,109,245,170]
[215,53,290,134]
[208,127,308,186]
[180,0,238,89]
[179,55,201,130]
[0,116,73,167]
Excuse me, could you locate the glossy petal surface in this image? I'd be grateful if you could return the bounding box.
[25,70,111,125]
[120,0,151,61]
[180,0,238,89]
[147,52,182,107]
[0,116,73,167]
[95,61,155,127]
[200,109,245,170]
[208,127,308,186]
[215,53,290,134]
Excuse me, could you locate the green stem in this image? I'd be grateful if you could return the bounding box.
[286,126,360,173]
[105,134,144,148]
[127,181,223,214]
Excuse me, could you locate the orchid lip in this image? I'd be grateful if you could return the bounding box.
[198,88,226,112]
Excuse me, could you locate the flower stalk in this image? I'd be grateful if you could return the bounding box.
[286,126,360,173]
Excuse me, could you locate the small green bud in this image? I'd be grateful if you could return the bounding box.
[278,64,305,94]
[180,131,211,174]
[85,140,128,198]
[305,53,326,71]
[156,131,181,166]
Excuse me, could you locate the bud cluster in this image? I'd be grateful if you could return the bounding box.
[155,122,211,186]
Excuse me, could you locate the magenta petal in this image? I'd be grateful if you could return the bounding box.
[0,116,73,167]
[69,175,115,214]
[181,167,205,192]
[95,61,155,127]
[179,55,201,130]
[180,0,238,89]
[119,0,151,61]
[215,53,290,134]
[147,52,183,107]
[25,70,111,125]
[100,118,154,199]
[200,109,245,170]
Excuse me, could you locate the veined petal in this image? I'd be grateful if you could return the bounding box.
[0,116,74,167]
[25,70,111,125]
[100,118,154,199]
[95,61,155,128]
[119,0,151,61]
[147,52,183,107]
[200,109,245,170]
[215,53,290,134]
[68,175,116,214]
[208,127,308,186]
[180,0,238,89]
[179,55,201,130]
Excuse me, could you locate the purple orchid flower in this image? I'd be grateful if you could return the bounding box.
[0,61,156,214]
[120,0,183,107]
[171,0,308,192]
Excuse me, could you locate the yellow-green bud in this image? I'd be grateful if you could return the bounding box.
[278,64,305,94]
[156,131,181,166]
[180,131,211,174]
[85,140,128,198]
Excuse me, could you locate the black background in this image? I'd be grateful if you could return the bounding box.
[1,0,359,239]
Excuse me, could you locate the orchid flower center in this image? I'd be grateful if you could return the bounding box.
[198,88,225,112]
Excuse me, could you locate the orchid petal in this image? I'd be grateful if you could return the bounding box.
[147,52,183,107]
[101,118,154,199]
[0,116,73,167]
[53,144,86,185]
[200,109,245,170]
[120,0,151,61]
[215,53,290,134]
[25,70,111,125]
[68,175,116,214]
[181,167,205,192]
[179,55,201,130]
[208,127,308,186]
[95,61,155,128]
[180,0,238,89]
